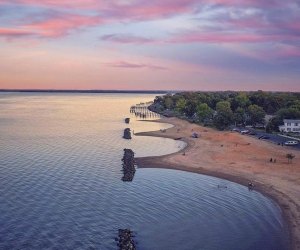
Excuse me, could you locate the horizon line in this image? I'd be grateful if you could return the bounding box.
[0,89,299,94]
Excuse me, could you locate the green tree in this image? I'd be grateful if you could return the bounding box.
[164,96,173,109]
[175,98,186,113]
[213,101,233,130]
[232,93,250,110]
[290,100,300,111]
[267,107,300,132]
[277,107,300,120]
[185,100,198,117]
[266,116,282,132]
[247,104,266,127]
[233,107,246,126]
[196,103,213,122]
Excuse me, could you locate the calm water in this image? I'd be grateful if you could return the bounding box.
[0,93,289,250]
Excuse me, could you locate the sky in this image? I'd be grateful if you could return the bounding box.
[0,0,299,91]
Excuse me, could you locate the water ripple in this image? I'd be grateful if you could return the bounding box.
[0,93,289,250]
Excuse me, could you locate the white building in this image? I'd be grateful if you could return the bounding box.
[279,119,300,133]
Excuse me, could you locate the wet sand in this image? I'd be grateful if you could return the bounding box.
[135,117,300,250]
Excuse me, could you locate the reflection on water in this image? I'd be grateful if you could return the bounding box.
[0,93,289,250]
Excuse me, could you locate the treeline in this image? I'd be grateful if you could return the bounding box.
[151,91,300,131]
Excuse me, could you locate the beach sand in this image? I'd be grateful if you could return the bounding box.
[135,117,300,250]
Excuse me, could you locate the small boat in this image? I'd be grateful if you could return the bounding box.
[284,140,299,146]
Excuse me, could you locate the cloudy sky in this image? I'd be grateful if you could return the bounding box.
[0,0,299,91]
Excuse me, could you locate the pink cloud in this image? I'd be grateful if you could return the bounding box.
[0,0,103,9]
[109,0,199,20]
[100,34,155,44]
[207,0,283,7]
[24,14,102,38]
[168,31,299,44]
[0,28,35,37]
[0,0,199,20]
[270,45,300,59]
[105,61,168,70]
[0,13,103,39]
[1,0,298,43]
[0,1,199,40]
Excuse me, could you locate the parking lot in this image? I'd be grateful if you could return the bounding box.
[232,127,300,151]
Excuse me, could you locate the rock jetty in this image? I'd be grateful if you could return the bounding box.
[123,128,132,139]
[125,118,130,124]
[122,149,136,182]
[117,229,136,250]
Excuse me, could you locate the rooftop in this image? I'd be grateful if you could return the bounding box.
[283,119,300,123]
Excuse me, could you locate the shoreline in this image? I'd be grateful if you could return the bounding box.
[135,117,300,250]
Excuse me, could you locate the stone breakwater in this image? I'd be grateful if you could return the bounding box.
[122,149,136,182]
[117,229,136,250]
[125,118,130,124]
[123,128,132,139]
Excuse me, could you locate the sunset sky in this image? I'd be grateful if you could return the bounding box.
[0,0,299,91]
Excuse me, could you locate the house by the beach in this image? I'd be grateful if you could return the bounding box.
[279,119,300,133]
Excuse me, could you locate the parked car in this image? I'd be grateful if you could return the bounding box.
[249,131,256,135]
[240,130,250,134]
[284,140,299,146]
[259,135,270,140]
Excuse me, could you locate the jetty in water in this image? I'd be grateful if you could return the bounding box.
[117,229,136,250]
[130,102,161,120]
[122,149,136,182]
[123,128,132,139]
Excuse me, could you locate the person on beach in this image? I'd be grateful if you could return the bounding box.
[270,158,273,162]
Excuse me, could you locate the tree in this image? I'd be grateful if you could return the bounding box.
[232,93,250,110]
[247,104,266,127]
[233,107,246,126]
[175,98,186,113]
[213,101,233,130]
[267,107,300,132]
[266,116,282,133]
[196,103,213,122]
[185,100,198,118]
[290,100,300,111]
[286,153,295,164]
[164,96,173,109]
[277,108,300,120]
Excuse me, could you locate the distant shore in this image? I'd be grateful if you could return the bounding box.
[136,117,300,250]
[0,89,168,94]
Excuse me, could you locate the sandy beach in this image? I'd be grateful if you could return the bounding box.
[136,117,300,250]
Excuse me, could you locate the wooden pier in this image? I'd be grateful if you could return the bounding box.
[130,102,161,120]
